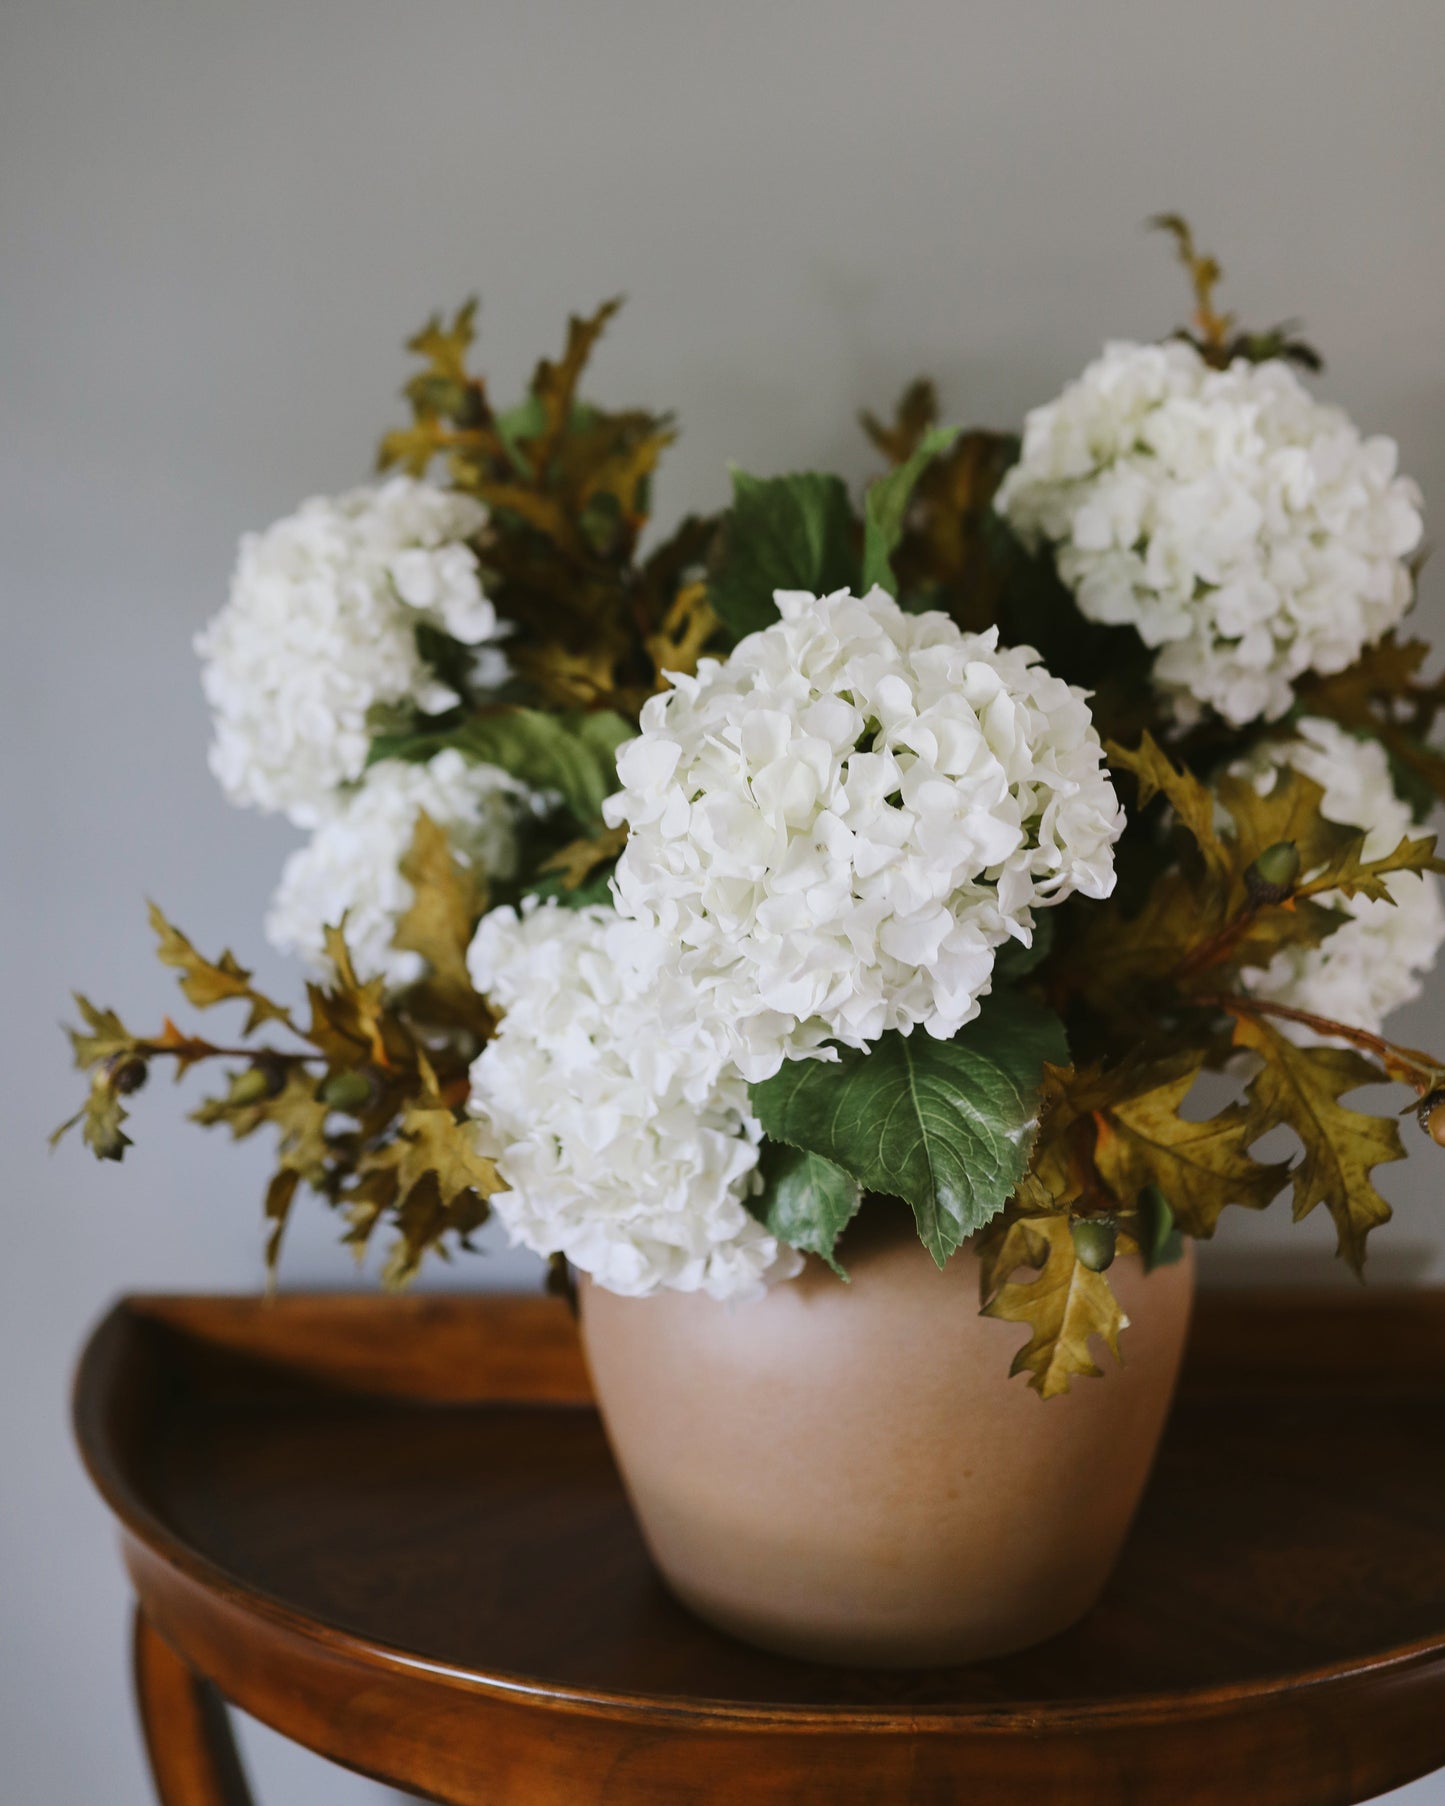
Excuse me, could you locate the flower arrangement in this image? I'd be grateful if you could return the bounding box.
[59,221,1445,1395]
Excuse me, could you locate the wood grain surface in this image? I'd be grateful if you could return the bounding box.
[74,1290,1445,1805]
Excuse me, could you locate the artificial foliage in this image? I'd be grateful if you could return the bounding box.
[59,222,1445,1393]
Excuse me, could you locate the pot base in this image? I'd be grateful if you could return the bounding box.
[581,1213,1195,1669]
[657,1558,1115,1670]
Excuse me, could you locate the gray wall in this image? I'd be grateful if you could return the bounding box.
[4,2,1444,1799]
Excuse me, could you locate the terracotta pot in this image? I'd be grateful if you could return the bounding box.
[579,1204,1195,1667]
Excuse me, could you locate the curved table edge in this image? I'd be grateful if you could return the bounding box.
[72,1296,1445,1736]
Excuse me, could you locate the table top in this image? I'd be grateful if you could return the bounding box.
[75,1288,1445,1805]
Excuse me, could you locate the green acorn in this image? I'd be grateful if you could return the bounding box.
[319,1069,374,1113]
[1071,1217,1117,1273]
[227,1064,281,1107]
[1245,839,1301,905]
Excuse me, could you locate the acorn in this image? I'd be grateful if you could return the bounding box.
[1244,839,1301,906]
[227,1064,280,1107]
[1071,1217,1117,1273]
[107,1055,149,1096]
[319,1068,375,1113]
[1417,1089,1445,1148]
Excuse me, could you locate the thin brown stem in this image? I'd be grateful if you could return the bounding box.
[1198,992,1445,1093]
[134,1040,324,1066]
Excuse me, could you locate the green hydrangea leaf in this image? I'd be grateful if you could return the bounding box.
[369,708,633,827]
[708,470,859,642]
[493,393,548,475]
[860,425,958,594]
[523,867,618,910]
[749,996,1068,1267]
[750,1141,863,1277]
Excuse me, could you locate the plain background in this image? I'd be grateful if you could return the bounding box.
[5,2,1445,1800]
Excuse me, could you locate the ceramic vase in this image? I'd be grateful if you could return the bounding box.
[579,1205,1195,1667]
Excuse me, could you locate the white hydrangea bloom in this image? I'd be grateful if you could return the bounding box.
[197,477,507,827]
[266,751,528,990]
[995,341,1423,728]
[468,903,802,1301]
[604,586,1122,1082]
[1240,717,1445,1035]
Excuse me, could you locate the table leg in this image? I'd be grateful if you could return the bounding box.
[133,1609,255,1806]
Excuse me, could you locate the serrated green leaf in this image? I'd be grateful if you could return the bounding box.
[522,867,618,910]
[860,425,958,593]
[370,709,633,827]
[708,470,859,642]
[748,997,1068,1267]
[750,1141,863,1276]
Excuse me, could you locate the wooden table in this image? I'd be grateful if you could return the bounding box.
[74,1290,1445,1805]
